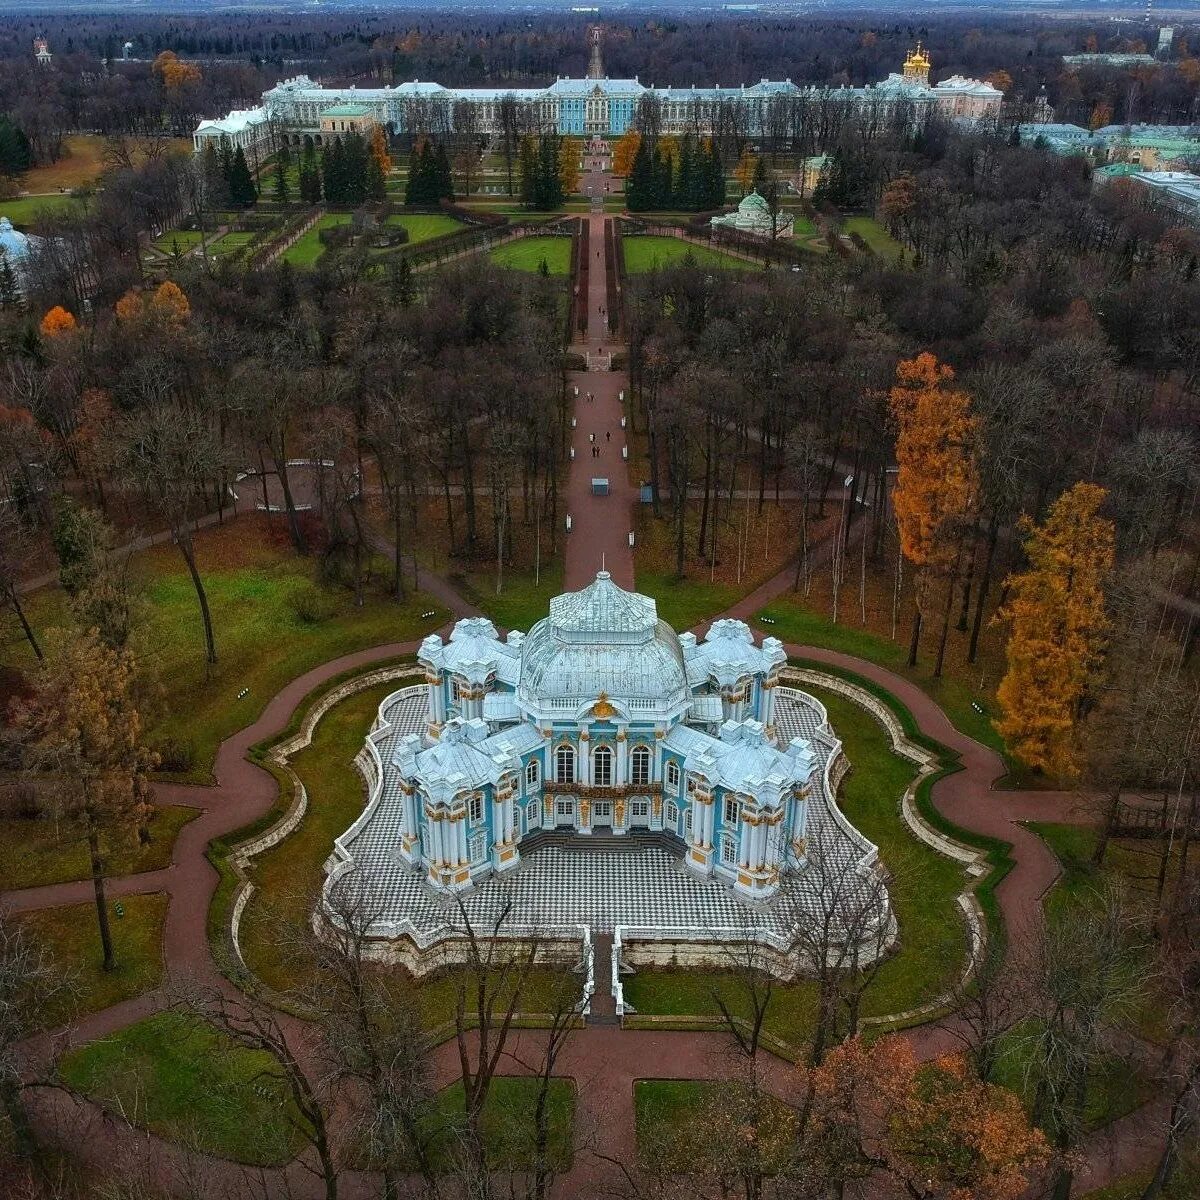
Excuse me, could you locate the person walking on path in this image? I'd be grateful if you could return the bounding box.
[606,431,611,442]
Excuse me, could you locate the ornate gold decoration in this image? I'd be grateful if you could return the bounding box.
[614,798,626,824]
[580,797,591,823]
[615,730,627,742]
[592,691,616,719]
[652,795,662,817]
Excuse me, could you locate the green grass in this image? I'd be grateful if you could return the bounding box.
[386,212,465,243]
[625,682,970,1047]
[790,215,819,239]
[488,236,572,274]
[636,570,745,634]
[1,520,444,781]
[207,230,257,257]
[756,597,1012,768]
[0,804,197,890]
[842,215,904,261]
[1,192,86,228]
[452,562,565,633]
[280,212,352,267]
[239,680,396,993]
[417,1078,575,1173]
[58,1011,303,1167]
[152,229,208,256]
[1079,1162,1198,1200]
[622,235,754,274]
[992,1019,1157,1132]
[17,894,168,1027]
[634,1080,795,1173]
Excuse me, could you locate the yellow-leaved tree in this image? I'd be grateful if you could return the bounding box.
[733,148,758,195]
[888,352,979,673]
[558,135,582,195]
[611,129,641,177]
[994,481,1114,779]
[16,628,157,971]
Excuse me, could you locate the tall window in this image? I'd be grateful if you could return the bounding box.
[630,745,651,787]
[724,797,739,826]
[469,794,483,823]
[593,744,613,787]
[665,760,680,790]
[526,799,540,828]
[555,744,575,784]
[525,759,540,789]
[666,800,679,828]
[721,835,737,865]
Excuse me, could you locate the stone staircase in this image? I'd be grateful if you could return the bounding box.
[521,828,680,856]
[589,932,620,1024]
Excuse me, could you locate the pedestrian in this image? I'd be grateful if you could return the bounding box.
[606,431,611,442]
[590,432,595,443]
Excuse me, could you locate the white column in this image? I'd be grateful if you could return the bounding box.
[429,813,443,867]
[578,737,590,786]
[738,820,752,869]
[457,817,468,866]
[616,731,628,781]
[704,796,716,848]
[755,822,768,870]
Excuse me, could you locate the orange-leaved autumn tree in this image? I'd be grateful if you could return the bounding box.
[808,1035,1049,1200]
[611,129,641,177]
[115,280,190,328]
[734,147,758,195]
[152,50,202,91]
[16,628,156,972]
[888,352,979,673]
[39,305,76,337]
[369,124,392,177]
[558,135,582,195]
[994,481,1114,779]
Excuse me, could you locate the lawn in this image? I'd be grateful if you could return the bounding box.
[634,1080,795,1173]
[152,229,207,256]
[386,212,465,243]
[637,569,746,634]
[417,1077,575,1173]
[622,235,754,273]
[624,682,971,1046]
[18,893,168,1027]
[207,230,257,257]
[756,596,1012,770]
[1,191,86,228]
[280,212,352,267]
[1078,1162,1197,1200]
[1,515,444,781]
[451,561,565,634]
[488,236,573,274]
[18,135,188,192]
[842,215,904,261]
[58,1011,303,1167]
[0,804,197,890]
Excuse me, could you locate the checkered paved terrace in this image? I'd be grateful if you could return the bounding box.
[330,687,886,943]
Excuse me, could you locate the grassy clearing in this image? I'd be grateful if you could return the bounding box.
[452,561,565,633]
[842,215,904,261]
[18,893,168,1027]
[488,236,572,274]
[152,229,207,255]
[757,595,1013,772]
[634,1080,795,1173]
[58,1011,303,1167]
[1,515,444,781]
[0,804,197,890]
[386,212,465,243]
[622,235,754,273]
[281,211,352,267]
[1,192,86,228]
[207,230,257,257]
[418,1078,575,1172]
[625,681,969,1046]
[1078,1161,1198,1200]
[636,570,745,634]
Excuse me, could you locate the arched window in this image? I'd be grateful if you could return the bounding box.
[666,800,679,828]
[665,760,681,790]
[593,744,613,787]
[630,745,651,787]
[525,759,541,789]
[555,744,575,784]
[526,799,540,829]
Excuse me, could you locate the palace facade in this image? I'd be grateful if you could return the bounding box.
[193,47,1001,155]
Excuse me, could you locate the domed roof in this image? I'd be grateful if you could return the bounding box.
[519,572,688,706]
[739,189,769,213]
[0,217,31,261]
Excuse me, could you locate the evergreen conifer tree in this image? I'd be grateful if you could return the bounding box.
[367,156,386,203]
[322,138,344,204]
[273,160,290,205]
[434,142,453,200]
[0,253,21,308]
[0,118,33,177]
[518,136,538,209]
[627,136,655,212]
[404,142,423,205]
[228,146,257,208]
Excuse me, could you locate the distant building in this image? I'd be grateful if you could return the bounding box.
[33,38,51,67]
[1018,121,1200,170]
[194,47,1001,151]
[192,106,274,158]
[711,189,794,239]
[1062,52,1157,70]
[318,103,378,137]
[1132,170,1200,222]
[1157,27,1175,59]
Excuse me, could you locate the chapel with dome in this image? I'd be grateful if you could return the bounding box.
[392,571,819,901]
[710,189,795,240]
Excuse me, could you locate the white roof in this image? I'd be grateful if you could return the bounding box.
[195,106,268,136]
[0,217,32,260]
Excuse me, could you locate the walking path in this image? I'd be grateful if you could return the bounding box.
[8,154,1164,1198]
